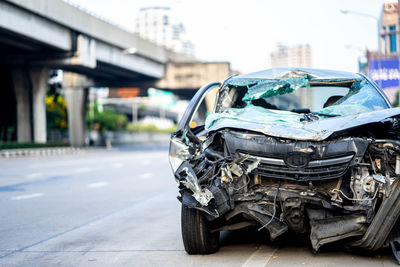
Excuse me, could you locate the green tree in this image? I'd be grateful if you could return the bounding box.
[46,95,68,129]
[87,103,128,131]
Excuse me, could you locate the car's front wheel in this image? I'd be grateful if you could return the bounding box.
[181,204,220,254]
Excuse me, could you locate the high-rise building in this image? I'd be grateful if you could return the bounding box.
[134,7,194,56]
[362,1,400,103]
[269,43,312,68]
[268,43,313,110]
[379,2,399,56]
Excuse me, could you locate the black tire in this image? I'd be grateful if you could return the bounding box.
[181,204,220,254]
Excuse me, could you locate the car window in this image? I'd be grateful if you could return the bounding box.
[189,86,219,129]
[328,82,388,111]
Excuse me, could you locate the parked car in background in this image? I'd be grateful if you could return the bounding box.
[169,68,400,263]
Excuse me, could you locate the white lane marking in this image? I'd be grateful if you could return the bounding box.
[139,173,153,179]
[87,182,109,188]
[25,173,43,179]
[112,163,124,168]
[47,167,93,177]
[11,193,44,200]
[241,245,278,267]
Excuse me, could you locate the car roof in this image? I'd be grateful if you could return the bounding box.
[234,68,362,80]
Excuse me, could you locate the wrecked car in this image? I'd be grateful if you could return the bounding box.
[168,68,400,261]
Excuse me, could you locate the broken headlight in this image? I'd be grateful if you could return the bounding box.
[169,138,191,174]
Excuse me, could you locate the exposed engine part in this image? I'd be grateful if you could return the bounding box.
[373,174,386,184]
[330,177,343,203]
[349,167,377,203]
[258,183,280,232]
[283,198,306,233]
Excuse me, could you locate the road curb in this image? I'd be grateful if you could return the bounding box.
[0,147,89,158]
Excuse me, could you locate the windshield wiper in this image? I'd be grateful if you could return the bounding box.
[310,112,341,117]
[300,112,340,122]
[300,113,319,122]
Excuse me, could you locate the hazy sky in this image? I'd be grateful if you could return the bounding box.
[70,0,388,73]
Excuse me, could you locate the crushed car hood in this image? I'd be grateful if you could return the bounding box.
[205,106,400,141]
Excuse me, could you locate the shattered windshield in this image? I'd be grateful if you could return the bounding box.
[206,75,389,129]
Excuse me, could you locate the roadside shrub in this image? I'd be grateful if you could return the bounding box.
[0,142,69,149]
[126,123,177,133]
[46,95,68,129]
[87,105,128,131]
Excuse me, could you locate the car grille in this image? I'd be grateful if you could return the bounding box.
[242,153,354,181]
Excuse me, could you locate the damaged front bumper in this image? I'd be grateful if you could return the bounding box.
[170,128,400,260]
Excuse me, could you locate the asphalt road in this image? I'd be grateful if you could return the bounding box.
[0,145,398,266]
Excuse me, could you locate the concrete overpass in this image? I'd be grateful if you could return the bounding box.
[0,0,190,145]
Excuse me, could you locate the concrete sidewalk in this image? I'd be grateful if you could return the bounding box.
[0,147,90,158]
[0,143,170,158]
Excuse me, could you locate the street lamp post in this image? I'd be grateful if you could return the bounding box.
[344,44,369,75]
[340,9,382,89]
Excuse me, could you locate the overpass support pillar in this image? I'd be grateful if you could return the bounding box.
[63,73,92,147]
[31,68,49,143]
[12,67,49,143]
